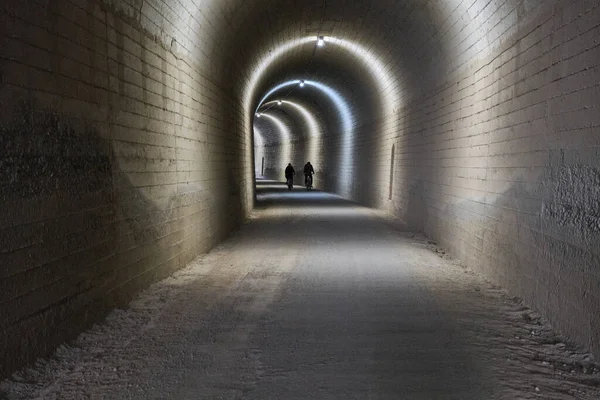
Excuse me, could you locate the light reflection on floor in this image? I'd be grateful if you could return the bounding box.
[2,180,599,399]
[255,180,367,217]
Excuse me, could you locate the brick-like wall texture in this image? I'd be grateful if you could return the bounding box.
[248,0,600,357]
[2,0,600,377]
[393,0,600,355]
[0,0,253,376]
[254,104,328,189]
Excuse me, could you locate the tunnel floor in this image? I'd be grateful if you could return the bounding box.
[2,180,600,399]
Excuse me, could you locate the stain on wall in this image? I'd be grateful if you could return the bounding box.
[0,101,118,377]
[0,0,248,377]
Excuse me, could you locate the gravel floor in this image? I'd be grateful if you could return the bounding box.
[2,181,600,399]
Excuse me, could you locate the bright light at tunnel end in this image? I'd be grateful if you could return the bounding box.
[246,34,401,204]
[255,79,354,195]
[260,99,322,166]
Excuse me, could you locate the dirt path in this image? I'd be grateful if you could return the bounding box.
[2,182,600,399]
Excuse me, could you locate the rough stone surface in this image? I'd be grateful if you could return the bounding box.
[1,0,599,379]
[0,0,250,377]
[2,182,600,399]
[250,0,600,359]
[396,1,600,357]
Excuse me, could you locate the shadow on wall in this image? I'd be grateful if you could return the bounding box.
[534,161,600,353]
[428,161,600,356]
[406,180,428,233]
[0,101,170,377]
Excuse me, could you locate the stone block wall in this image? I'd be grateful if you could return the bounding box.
[386,0,600,353]
[249,0,600,357]
[0,0,249,377]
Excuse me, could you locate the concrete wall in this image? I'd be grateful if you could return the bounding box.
[2,0,599,378]
[0,0,251,376]
[387,0,600,353]
[249,0,600,356]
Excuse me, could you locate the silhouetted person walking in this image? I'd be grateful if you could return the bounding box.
[303,162,314,190]
[285,163,295,190]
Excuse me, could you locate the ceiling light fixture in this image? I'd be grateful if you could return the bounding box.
[317,36,325,47]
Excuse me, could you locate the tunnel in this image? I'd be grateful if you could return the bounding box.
[1,0,600,396]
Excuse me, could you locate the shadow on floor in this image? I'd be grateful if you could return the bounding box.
[4,180,599,399]
[255,180,358,210]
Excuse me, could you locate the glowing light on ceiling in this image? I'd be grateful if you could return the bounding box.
[257,80,353,194]
[258,81,351,135]
[317,36,325,47]
[243,36,315,119]
[262,99,322,167]
[299,80,305,87]
[246,35,398,121]
[244,35,401,202]
[262,100,321,138]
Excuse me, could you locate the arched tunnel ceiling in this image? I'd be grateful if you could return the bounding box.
[119,0,528,147]
[109,0,527,111]
[97,0,547,196]
[231,0,450,93]
[255,100,324,143]
[252,53,381,145]
[231,0,509,94]
[226,0,523,147]
[4,0,600,381]
[254,109,295,144]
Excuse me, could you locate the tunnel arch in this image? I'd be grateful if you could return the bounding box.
[2,0,600,378]
[259,100,323,139]
[258,99,323,169]
[255,79,357,194]
[219,0,600,358]
[244,35,404,199]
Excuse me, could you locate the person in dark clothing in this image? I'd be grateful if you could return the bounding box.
[285,163,295,189]
[303,162,314,189]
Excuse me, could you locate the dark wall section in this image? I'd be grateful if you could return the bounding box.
[0,102,118,376]
[0,0,248,377]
